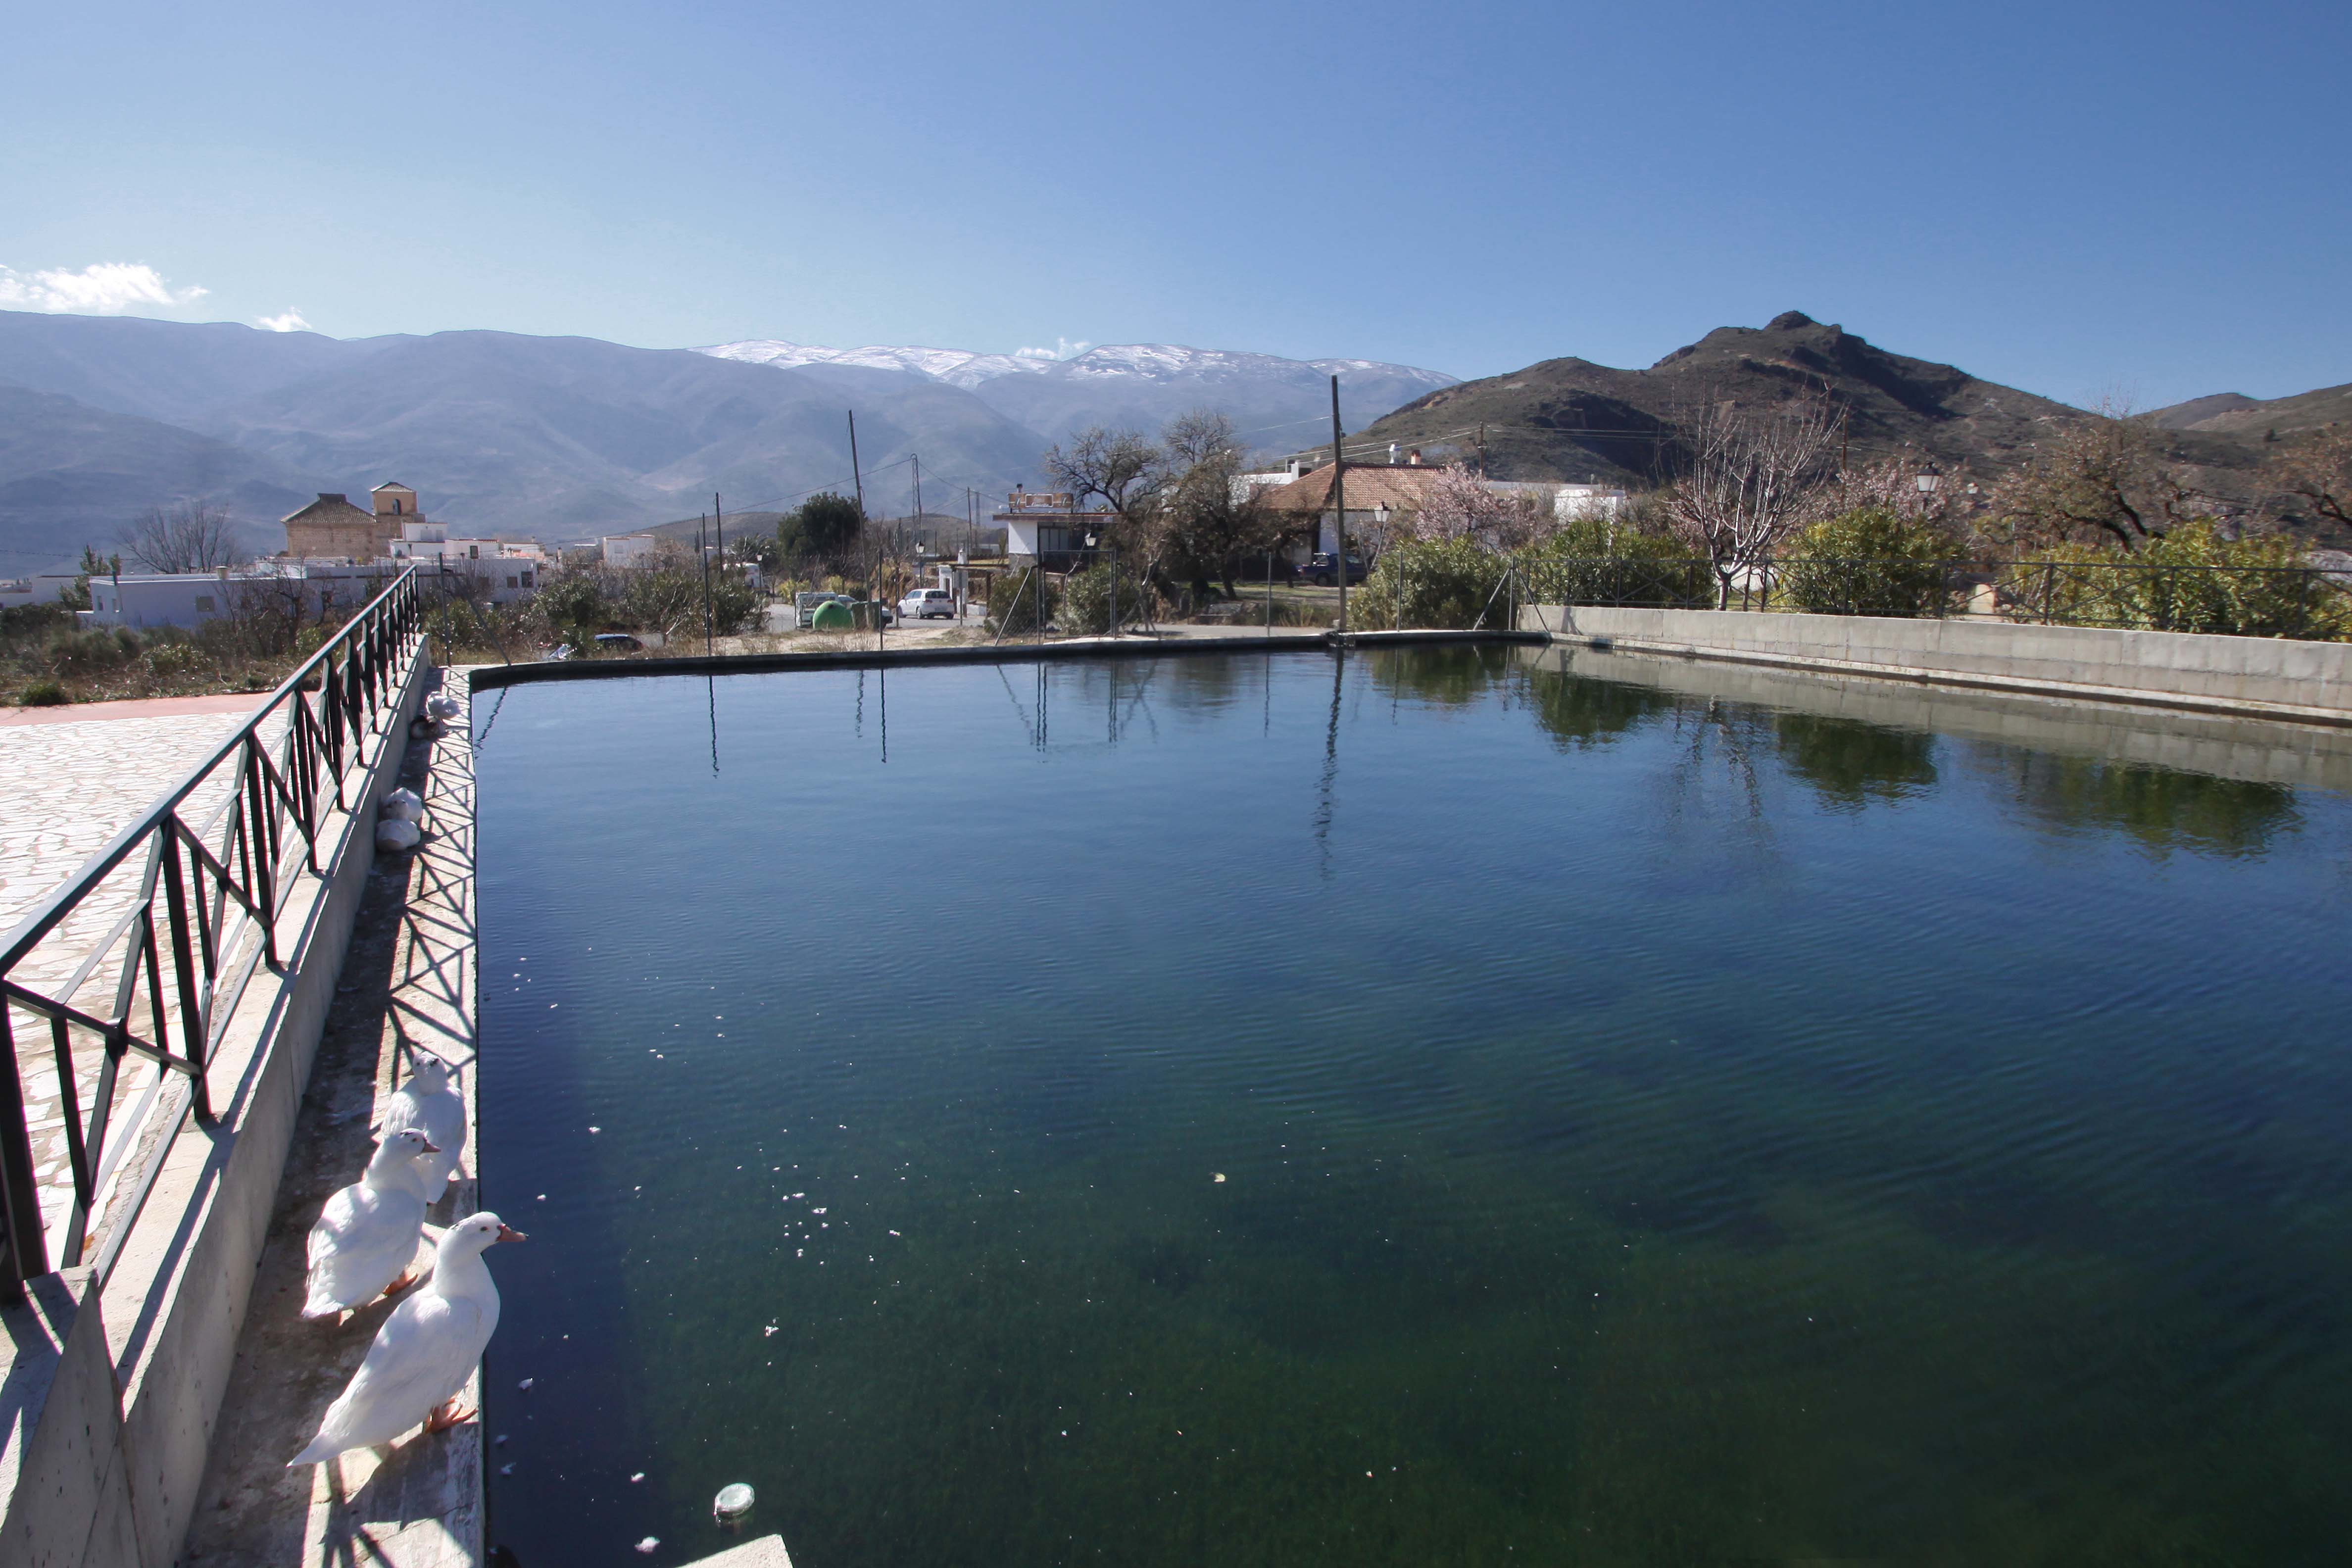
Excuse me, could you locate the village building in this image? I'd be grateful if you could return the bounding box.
[279,492,394,561]
[1254,463,1629,553]
[994,491,1104,572]
[1253,463,1454,555]
[600,533,663,568]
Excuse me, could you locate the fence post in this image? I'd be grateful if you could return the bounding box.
[0,1004,48,1295]
[158,829,213,1123]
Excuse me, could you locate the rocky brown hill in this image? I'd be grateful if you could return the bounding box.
[1350,312,2260,493]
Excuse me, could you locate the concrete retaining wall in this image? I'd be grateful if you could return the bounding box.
[1521,604,2352,725]
[0,650,427,1568]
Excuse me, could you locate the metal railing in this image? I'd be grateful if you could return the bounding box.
[1517,556,2352,640]
[0,568,425,1299]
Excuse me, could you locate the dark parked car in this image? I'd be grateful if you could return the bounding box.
[593,633,644,652]
[1304,552,1368,587]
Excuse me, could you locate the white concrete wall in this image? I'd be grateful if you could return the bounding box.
[1522,604,2352,724]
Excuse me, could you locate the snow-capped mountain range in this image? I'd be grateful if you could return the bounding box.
[695,338,1458,451]
[700,339,1043,388]
[700,338,1455,394]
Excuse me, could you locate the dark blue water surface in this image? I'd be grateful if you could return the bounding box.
[475,645,2352,1568]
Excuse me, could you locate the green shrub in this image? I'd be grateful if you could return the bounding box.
[1779,507,1964,617]
[985,570,1060,636]
[2004,519,2352,639]
[145,641,210,682]
[1518,522,1711,609]
[1356,538,1513,630]
[1060,563,1152,635]
[16,679,68,707]
[49,627,142,674]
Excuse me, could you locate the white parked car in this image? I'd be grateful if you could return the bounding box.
[897,587,957,620]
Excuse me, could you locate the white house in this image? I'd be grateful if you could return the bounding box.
[600,533,662,568]
[82,568,388,631]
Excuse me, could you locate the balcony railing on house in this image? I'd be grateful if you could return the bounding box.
[0,568,425,1299]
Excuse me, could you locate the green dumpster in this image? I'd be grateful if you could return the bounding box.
[810,599,854,631]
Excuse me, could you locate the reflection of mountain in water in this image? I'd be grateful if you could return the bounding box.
[1773,715,1939,811]
[1996,754,2301,858]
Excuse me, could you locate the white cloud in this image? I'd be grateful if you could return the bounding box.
[256,308,313,333]
[0,261,208,314]
[1015,336,1091,361]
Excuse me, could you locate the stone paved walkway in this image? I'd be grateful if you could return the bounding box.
[0,700,282,1261]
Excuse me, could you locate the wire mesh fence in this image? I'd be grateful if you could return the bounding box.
[1509,555,2352,641]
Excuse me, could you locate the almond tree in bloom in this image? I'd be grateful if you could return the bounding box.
[1400,465,1553,551]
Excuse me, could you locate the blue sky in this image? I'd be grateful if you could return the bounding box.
[4,0,2346,407]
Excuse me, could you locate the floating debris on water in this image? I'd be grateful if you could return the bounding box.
[1213,1174,1227,1183]
[517,1378,534,1390]
[714,1482,756,1521]
[636,1537,659,1554]
[630,1471,646,1483]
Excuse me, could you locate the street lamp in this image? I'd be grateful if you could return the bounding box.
[1916,463,1942,495]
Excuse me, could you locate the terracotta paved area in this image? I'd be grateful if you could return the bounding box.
[0,691,268,728]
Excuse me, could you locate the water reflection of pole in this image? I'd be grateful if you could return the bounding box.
[475,686,510,749]
[855,668,863,739]
[1314,649,1343,877]
[879,665,887,764]
[706,673,719,775]
[1263,642,1272,738]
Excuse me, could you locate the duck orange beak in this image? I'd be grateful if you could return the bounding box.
[421,1139,442,1155]
[495,1225,528,1243]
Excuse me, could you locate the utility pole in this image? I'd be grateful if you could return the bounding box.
[912,453,923,588]
[699,513,713,656]
[847,411,865,521]
[1330,374,1348,634]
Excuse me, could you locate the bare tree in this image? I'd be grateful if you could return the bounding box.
[1043,426,1163,514]
[2266,425,2352,532]
[1987,404,2211,552]
[124,499,241,574]
[1665,391,1846,607]
[1162,408,1235,470]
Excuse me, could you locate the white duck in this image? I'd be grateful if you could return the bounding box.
[289,1211,527,1464]
[302,1127,440,1319]
[379,1055,466,1194]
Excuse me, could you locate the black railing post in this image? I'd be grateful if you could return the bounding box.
[157,830,213,1123]
[0,1003,47,1295]
[242,741,280,967]
[47,1015,92,1265]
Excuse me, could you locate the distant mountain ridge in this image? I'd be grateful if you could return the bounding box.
[1354,311,2281,505]
[698,339,1457,451]
[0,312,1457,570]
[2144,383,2352,439]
